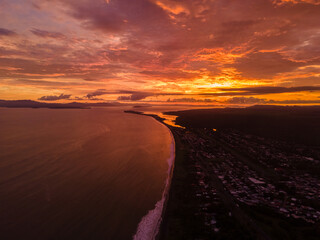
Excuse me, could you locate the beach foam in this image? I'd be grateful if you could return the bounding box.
[133,127,175,240]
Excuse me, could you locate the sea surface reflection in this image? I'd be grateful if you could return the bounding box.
[0,107,172,240]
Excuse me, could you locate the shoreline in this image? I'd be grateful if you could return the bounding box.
[132,107,320,239]
[153,118,176,240]
[127,111,177,240]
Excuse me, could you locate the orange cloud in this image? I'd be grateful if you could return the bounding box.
[0,0,319,105]
[154,0,189,15]
[273,0,320,5]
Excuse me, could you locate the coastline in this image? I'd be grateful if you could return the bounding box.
[133,107,320,239]
[126,110,266,239]
[127,111,177,240]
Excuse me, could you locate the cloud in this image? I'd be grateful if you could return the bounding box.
[217,86,320,95]
[225,97,267,104]
[30,28,66,39]
[0,28,16,36]
[86,89,155,101]
[50,0,173,35]
[38,93,72,101]
[167,98,216,103]
[231,52,303,78]
[86,89,108,99]
[222,97,320,105]
[268,99,320,104]
[1,0,320,102]
[117,95,131,101]
[167,96,320,105]
[87,85,320,102]
[117,92,152,101]
[139,70,199,80]
[223,96,320,105]
[273,0,320,5]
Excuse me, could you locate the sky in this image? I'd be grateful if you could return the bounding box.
[0,0,320,105]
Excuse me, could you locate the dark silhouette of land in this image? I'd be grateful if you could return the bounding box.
[0,100,123,109]
[127,105,320,240]
[167,105,320,146]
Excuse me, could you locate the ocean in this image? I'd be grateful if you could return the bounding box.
[0,107,173,240]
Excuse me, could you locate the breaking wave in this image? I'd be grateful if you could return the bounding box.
[133,127,175,240]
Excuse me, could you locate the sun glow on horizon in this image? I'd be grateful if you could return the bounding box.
[0,0,319,105]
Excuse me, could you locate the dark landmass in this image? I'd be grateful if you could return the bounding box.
[0,100,123,109]
[126,106,320,240]
[133,105,151,108]
[167,105,320,146]
[124,110,143,114]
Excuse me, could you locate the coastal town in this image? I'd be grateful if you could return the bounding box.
[195,129,319,219]
[125,110,320,240]
[166,125,320,239]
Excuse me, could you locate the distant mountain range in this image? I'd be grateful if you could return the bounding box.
[0,100,124,109]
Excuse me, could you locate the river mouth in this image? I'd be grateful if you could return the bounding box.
[143,111,185,129]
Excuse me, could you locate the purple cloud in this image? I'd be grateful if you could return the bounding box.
[0,28,16,36]
[38,93,72,101]
[30,28,66,39]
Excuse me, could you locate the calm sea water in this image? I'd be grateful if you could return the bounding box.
[0,107,172,240]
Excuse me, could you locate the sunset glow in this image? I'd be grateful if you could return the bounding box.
[0,0,319,105]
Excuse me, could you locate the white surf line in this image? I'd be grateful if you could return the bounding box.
[133,117,175,240]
